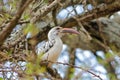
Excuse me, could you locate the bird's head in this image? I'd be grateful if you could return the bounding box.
[48,26,79,40]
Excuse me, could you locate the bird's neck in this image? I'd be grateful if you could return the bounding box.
[47,34,63,51]
[49,36,61,42]
[48,36,62,46]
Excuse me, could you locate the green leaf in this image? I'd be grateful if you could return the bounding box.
[37,52,44,61]
[26,59,46,75]
[108,73,117,80]
[7,50,13,55]
[44,0,48,3]
[97,57,104,64]
[23,23,39,37]
[0,77,3,80]
[26,62,34,75]
[105,52,114,59]
[36,66,46,74]
[23,14,30,20]
[69,68,75,79]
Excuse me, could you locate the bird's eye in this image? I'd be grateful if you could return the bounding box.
[56,27,60,30]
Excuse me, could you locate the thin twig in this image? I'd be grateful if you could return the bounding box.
[47,61,103,80]
[65,6,92,40]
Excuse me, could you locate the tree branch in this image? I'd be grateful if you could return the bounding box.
[33,0,120,43]
[29,0,120,52]
[60,0,120,27]
[0,0,33,46]
[31,0,61,23]
[48,61,103,80]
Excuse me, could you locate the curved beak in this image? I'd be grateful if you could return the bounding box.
[61,28,79,34]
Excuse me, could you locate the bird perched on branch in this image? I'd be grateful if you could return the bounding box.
[36,26,79,66]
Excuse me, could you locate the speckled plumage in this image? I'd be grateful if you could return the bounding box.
[36,27,79,66]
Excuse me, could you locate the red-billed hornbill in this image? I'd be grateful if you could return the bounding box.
[37,26,79,66]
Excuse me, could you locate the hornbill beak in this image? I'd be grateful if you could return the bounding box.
[61,28,80,34]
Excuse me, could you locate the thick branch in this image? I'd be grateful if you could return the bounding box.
[31,0,61,23]
[60,0,120,28]
[0,0,33,46]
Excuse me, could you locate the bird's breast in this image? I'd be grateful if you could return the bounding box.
[41,38,63,63]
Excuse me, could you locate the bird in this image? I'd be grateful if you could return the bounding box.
[36,26,79,66]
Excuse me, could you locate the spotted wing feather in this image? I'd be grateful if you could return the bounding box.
[36,40,55,55]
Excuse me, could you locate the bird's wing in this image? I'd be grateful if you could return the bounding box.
[36,41,46,55]
[36,40,55,55]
